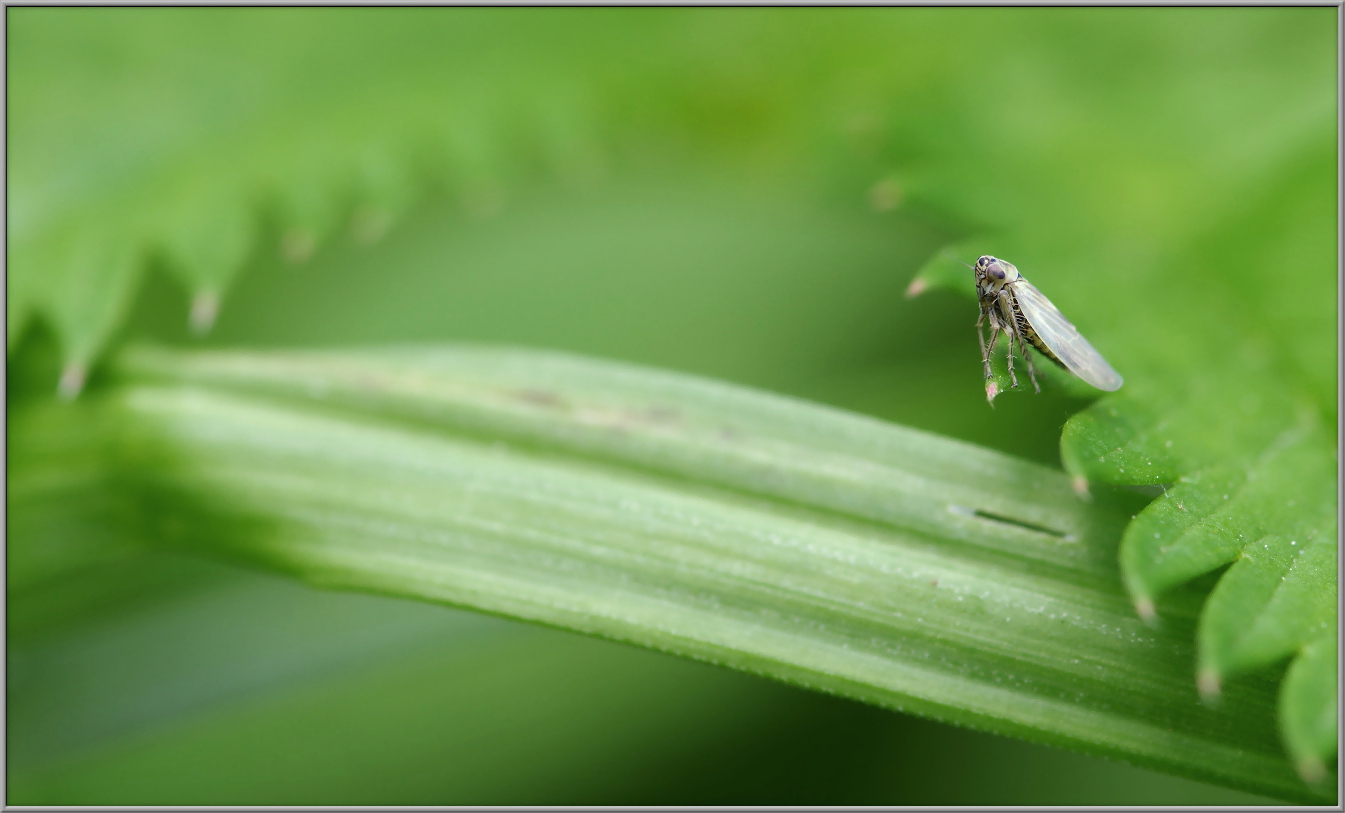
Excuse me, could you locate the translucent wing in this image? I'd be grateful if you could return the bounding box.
[1013,279,1124,391]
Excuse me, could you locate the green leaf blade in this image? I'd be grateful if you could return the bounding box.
[89,345,1318,801]
[120,345,1126,582]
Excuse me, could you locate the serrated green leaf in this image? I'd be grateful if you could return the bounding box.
[9,9,621,367]
[1191,424,1338,687]
[1199,529,1337,680]
[1059,335,1336,769]
[1280,634,1339,785]
[1113,467,1249,601]
[152,181,257,298]
[28,221,144,392]
[878,9,1338,778]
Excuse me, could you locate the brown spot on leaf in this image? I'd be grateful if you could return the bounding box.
[514,389,567,409]
[642,405,681,424]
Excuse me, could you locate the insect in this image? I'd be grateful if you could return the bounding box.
[970,255,1123,396]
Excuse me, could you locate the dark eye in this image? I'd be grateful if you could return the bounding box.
[978,256,993,266]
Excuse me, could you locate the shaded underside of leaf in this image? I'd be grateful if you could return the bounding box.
[35,343,1309,802]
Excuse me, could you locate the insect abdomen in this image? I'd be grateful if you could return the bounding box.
[1011,297,1067,369]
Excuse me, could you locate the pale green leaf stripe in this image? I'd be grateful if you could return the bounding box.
[121,346,1124,580]
[111,346,1314,801]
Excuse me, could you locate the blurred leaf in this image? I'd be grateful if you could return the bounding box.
[11,343,1308,801]
[8,8,628,371]
[7,559,855,806]
[7,543,1277,806]
[6,556,1278,807]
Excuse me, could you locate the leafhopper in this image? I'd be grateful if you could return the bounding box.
[971,255,1123,397]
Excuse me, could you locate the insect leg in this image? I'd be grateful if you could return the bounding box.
[976,307,994,380]
[995,290,1020,389]
[984,319,1011,386]
[1014,330,1041,393]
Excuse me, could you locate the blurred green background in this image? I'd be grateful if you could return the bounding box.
[9,7,1332,804]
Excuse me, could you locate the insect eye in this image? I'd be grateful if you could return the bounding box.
[977,255,993,266]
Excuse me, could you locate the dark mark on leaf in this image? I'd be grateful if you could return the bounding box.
[353,373,388,393]
[514,389,568,409]
[963,507,1068,539]
[643,405,681,424]
[946,500,1070,541]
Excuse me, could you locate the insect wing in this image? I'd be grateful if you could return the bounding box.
[1013,280,1123,391]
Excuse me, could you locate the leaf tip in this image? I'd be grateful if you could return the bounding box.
[1296,756,1328,785]
[351,207,393,244]
[189,291,221,335]
[1197,668,1222,704]
[904,277,928,299]
[1071,475,1091,500]
[870,178,902,212]
[1133,595,1156,623]
[57,363,87,400]
[281,229,317,264]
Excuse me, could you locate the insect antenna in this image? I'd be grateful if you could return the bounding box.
[940,249,974,270]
